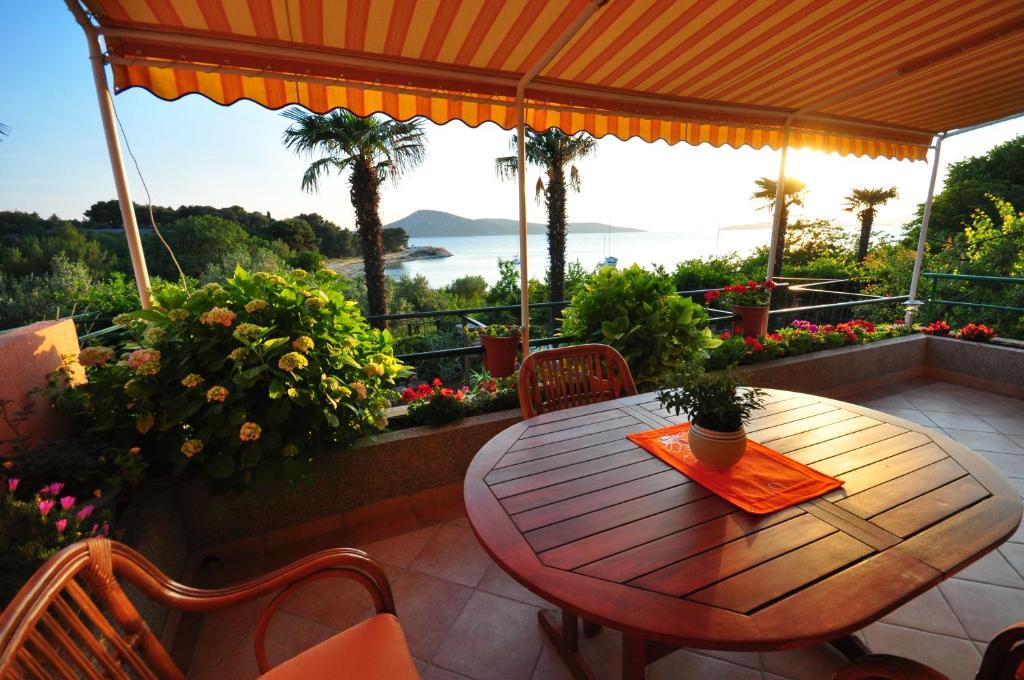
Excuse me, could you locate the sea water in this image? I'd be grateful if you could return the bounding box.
[385,229,772,287]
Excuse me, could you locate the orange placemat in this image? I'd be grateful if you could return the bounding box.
[628,423,843,514]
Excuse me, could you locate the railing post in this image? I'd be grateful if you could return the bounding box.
[926,276,939,322]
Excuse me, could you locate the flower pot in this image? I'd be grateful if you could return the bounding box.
[688,424,747,469]
[732,304,769,338]
[480,334,519,378]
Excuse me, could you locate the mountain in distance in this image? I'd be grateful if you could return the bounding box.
[717,222,771,231]
[386,209,644,237]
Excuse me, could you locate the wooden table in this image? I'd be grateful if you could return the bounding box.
[463,389,1022,680]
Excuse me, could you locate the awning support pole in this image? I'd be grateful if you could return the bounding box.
[765,124,792,281]
[516,95,530,357]
[66,0,152,308]
[905,134,945,324]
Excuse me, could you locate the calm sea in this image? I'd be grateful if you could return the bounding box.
[385,229,771,287]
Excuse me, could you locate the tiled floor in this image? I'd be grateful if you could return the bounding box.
[183,378,1024,680]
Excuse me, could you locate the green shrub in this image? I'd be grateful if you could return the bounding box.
[561,265,720,390]
[53,266,407,489]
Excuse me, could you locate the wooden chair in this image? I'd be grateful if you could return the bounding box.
[0,537,419,679]
[518,343,637,419]
[833,624,1024,680]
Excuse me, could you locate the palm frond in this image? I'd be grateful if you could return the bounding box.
[0,123,9,140]
[495,156,519,181]
[535,177,546,204]
[569,165,582,193]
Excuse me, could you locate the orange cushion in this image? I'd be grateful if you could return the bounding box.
[259,614,419,680]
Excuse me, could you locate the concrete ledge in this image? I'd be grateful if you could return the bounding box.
[924,335,1024,397]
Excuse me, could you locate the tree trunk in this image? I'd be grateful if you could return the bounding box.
[546,164,568,303]
[857,209,875,262]
[350,160,388,325]
[772,203,788,279]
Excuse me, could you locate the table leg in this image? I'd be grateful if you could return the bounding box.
[622,634,648,680]
[830,634,870,660]
[583,619,602,637]
[538,609,597,680]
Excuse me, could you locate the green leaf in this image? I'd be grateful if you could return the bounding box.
[323,408,340,428]
[204,454,236,479]
[241,444,262,469]
[262,337,290,351]
[132,309,167,324]
[268,380,286,399]
[267,398,291,426]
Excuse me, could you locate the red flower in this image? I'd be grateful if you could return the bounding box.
[401,387,417,402]
[440,388,454,398]
[743,336,764,352]
[704,290,721,303]
[720,331,732,340]
[432,378,443,387]
[746,280,759,290]
[765,279,777,289]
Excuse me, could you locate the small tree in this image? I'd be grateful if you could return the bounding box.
[844,187,899,262]
[752,177,806,278]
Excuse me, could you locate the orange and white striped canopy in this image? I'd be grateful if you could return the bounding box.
[79,0,1024,162]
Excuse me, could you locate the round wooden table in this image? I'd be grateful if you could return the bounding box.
[463,389,1022,680]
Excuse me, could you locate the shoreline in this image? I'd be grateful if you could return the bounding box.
[326,245,452,277]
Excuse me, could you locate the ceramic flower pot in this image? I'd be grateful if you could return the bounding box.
[688,424,747,469]
[480,334,519,378]
[731,304,769,338]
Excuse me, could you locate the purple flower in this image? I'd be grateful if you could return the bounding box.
[59,495,76,511]
[75,505,94,522]
[38,499,55,517]
[6,478,18,493]
[55,519,68,533]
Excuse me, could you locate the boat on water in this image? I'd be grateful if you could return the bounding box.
[599,255,618,267]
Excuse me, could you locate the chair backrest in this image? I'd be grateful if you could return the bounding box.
[0,538,184,680]
[518,343,638,419]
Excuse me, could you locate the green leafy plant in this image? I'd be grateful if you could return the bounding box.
[561,265,720,390]
[53,266,407,489]
[467,369,519,414]
[468,324,520,339]
[657,371,766,432]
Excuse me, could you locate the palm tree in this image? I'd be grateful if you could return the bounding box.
[282,109,426,322]
[495,129,597,302]
[0,123,9,140]
[752,177,807,278]
[844,187,899,262]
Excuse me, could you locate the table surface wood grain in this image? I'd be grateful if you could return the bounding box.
[464,389,1023,652]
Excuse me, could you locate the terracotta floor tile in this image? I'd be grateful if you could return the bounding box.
[531,640,575,680]
[408,521,492,587]
[954,550,1024,588]
[477,562,553,609]
[860,622,981,680]
[923,411,998,432]
[943,429,1024,454]
[391,569,475,660]
[877,408,939,429]
[359,524,441,568]
[692,648,761,669]
[939,578,1024,642]
[187,634,260,680]
[262,610,338,668]
[422,663,474,679]
[192,550,266,589]
[760,644,846,680]
[880,586,968,637]
[188,600,263,675]
[276,570,380,631]
[432,591,546,680]
[649,650,761,679]
[262,530,348,571]
[340,508,423,546]
[982,416,1024,436]
[411,483,467,525]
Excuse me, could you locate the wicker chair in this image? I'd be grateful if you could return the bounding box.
[518,343,637,419]
[833,624,1024,680]
[0,538,419,679]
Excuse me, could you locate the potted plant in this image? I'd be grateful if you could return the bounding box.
[704,279,776,338]
[657,371,766,469]
[472,324,520,378]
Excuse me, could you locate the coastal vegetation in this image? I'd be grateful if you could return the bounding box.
[751,176,806,278]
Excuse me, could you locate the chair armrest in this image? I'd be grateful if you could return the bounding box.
[832,654,950,680]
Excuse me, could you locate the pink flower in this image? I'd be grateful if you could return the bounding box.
[76,505,94,521]
[60,495,76,510]
[129,447,141,455]
[55,519,68,533]
[2,460,14,470]
[42,482,64,497]
[102,522,110,536]
[90,524,99,535]
[7,478,18,493]
[38,499,55,517]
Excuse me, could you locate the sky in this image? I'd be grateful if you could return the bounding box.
[2,3,1023,237]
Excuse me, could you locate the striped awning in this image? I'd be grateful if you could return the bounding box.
[78,0,1024,162]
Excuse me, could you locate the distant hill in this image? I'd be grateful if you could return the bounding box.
[386,210,643,237]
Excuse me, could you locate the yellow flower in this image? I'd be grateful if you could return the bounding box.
[167,309,189,322]
[198,307,236,327]
[239,422,262,442]
[373,414,388,430]
[304,294,326,310]
[143,326,166,344]
[180,439,204,458]
[234,323,265,340]
[291,268,309,280]
[362,363,384,378]
[245,299,268,313]
[282,444,299,458]
[350,381,368,401]
[229,347,250,361]
[278,352,309,372]
[291,336,315,353]
[78,346,114,367]
[181,373,204,388]
[136,413,154,434]
[206,385,229,402]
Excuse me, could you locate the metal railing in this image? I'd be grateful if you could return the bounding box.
[923,272,1024,320]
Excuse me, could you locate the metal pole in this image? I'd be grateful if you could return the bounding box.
[765,124,791,280]
[516,95,530,357]
[66,0,152,308]
[905,134,944,323]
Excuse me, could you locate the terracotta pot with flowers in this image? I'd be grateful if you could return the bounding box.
[704,279,776,338]
[657,371,766,469]
[473,324,520,378]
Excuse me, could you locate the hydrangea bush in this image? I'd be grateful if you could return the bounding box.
[55,267,406,488]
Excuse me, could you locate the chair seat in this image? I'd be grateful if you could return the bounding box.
[259,613,419,680]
